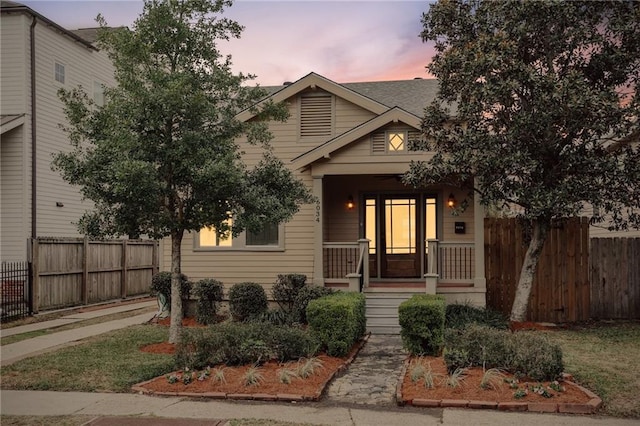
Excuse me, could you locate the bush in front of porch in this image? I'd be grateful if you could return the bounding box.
[398,294,446,356]
[307,292,366,357]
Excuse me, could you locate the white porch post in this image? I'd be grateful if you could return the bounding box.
[425,239,438,294]
[312,175,324,286]
[473,187,487,304]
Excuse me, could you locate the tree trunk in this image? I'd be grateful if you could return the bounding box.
[168,229,184,344]
[510,220,550,323]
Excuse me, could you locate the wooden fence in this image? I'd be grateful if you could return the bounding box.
[30,238,158,312]
[590,238,640,319]
[485,217,590,322]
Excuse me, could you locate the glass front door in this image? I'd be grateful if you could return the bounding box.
[365,194,437,279]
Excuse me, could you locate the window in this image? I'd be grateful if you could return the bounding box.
[93,81,104,106]
[246,223,279,246]
[198,218,232,248]
[54,62,65,84]
[299,92,333,139]
[387,131,406,152]
[372,130,414,154]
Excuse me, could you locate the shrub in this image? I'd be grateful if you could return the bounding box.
[272,274,307,312]
[151,271,191,300]
[443,324,564,381]
[445,302,509,330]
[398,294,446,356]
[193,278,224,325]
[293,285,334,324]
[174,322,317,369]
[443,347,470,374]
[307,292,366,357]
[228,282,268,321]
[251,308,298,326]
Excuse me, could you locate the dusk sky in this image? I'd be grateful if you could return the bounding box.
[21,0,437,86]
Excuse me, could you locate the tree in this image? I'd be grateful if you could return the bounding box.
[406,0,640,321]
[54,0,313,343]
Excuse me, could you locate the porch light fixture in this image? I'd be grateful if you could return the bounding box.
[447,193,456,209]
[346,195,355,210]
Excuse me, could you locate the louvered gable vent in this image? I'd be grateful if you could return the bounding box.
[300,93,332,138]
[371,132,386,153]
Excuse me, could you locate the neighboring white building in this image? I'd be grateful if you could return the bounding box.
[1,1,116,261]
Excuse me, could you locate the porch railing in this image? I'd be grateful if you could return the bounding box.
[323,240,369,290]
[427,240,475,284]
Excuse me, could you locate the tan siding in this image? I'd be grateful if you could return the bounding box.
[0,14,29,114]
[334,96,376,134]
[1,127,29,260]
[32,22,115,237]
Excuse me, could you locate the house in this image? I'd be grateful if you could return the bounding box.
[0,1,116,262]
[162,72,488,320]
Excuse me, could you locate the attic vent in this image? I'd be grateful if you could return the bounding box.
[408,130,423,150]
[371,132,386,153]
[300,93,333,139]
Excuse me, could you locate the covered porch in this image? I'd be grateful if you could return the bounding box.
[312,174,486,304]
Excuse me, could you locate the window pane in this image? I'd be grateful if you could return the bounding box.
[247,223,279,246]
[385,198,415,254]
[199,218,232,247]
[55,62,65,84]
[388,132,405,152]
[365,198,376,254]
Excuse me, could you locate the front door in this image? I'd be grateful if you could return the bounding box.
[365,194,437,279]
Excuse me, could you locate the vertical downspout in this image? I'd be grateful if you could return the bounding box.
[30,15,37,238]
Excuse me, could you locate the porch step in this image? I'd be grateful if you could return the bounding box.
[365,293,413,335]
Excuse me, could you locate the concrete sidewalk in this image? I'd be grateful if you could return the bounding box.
[1,390,636,425]
[1,300,156,366]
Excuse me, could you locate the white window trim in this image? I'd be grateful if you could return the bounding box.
[194,224,286,252]
[54,60,66,85]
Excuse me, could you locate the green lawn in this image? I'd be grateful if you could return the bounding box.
[543,321,640,418]
[0,325,173,392]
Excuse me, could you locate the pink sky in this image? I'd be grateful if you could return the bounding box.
[21,0,436,85]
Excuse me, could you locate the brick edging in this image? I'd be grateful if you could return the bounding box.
[395,365,602,415]
[132,333,371,403]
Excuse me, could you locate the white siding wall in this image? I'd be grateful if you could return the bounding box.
[32,20,115,237]
[1,127,29,260]
[1,13,31,261]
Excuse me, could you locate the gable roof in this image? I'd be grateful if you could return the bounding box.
[291,107,421,169]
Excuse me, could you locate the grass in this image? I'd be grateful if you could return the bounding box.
[543,321,640,418]
[0,325,173,392]
[0,307,156,346]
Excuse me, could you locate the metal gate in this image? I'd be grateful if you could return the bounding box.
[1,261,33,322]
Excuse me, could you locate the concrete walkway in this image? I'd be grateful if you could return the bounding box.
[1,390,637,425]
[1,300,156,366]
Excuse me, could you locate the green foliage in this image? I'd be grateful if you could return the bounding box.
[251,309,298,326]
[292,285,335,324]
[443,347,470,374]
[194,278,224,325]
[398,295,446,356]
[409,0,640,320]
[444,324,564,381]
[306,292,366,357]
[445,303,508,330]
[272,274,307,312]
[174,322,317,368]
[150,271,192,308]
[228,282,268,321]
[53,0,313,342]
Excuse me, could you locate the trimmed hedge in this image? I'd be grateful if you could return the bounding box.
[272,274,308,312]
[193,278,224,325]
[398,294,446,356]
[444,324,564,381]
[228,282,268,321]
[307,292,365,357]
[445,302,509,330]
[175,322,318,368]
[293,285,334,324]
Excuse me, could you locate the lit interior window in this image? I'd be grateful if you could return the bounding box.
[388,132,406,152]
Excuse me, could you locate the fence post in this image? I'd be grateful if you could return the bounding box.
[30,238,40,313]
[81,237,89,305]
[121,240,128,299]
